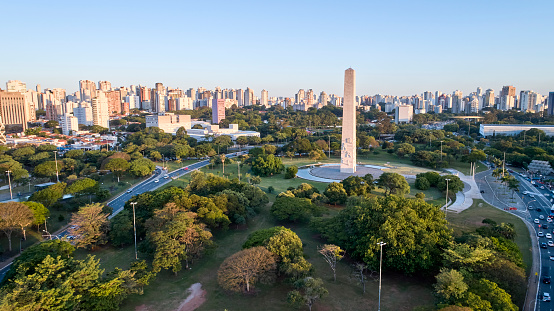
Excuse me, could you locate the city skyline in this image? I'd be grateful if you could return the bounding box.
[1,0,553,96]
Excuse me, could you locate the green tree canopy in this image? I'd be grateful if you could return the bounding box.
[377,172,410,196]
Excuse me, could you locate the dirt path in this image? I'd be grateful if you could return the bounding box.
[176,283,206,311]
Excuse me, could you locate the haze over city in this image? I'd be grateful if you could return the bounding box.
[2,0,553,96]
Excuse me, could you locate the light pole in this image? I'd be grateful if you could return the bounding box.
[6,170,12,200]
[130,202,138,260]
[445,178,451,219]
[53,151,59,183]
[377,241,387,311]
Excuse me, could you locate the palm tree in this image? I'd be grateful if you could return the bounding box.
[507,176,520,199]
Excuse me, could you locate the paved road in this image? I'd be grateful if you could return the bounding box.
[0,152,245,283]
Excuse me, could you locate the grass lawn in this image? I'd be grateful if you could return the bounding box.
[447,161,488,176]
[447,199,532,274]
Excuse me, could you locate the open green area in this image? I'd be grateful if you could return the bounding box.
[447,199,532,274]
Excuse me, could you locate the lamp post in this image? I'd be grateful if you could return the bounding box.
[445,178,451,219]
[440,140,444,161]
[53,151,59,183]
[6,170,12,200]
[130,202,138,260]
[377,241,387,311]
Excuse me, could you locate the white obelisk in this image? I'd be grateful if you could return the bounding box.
[340,68,356,173]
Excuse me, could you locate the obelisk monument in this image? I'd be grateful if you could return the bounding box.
[340,68,356,173]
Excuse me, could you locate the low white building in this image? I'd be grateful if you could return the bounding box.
[145,112,191,134]
[395,105,413,124]
[479,124,554,137]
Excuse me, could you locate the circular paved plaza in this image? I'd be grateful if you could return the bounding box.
[310,165,384,181]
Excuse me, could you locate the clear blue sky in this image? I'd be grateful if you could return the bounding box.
[2,0,553,98]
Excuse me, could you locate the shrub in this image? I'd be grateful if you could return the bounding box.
[415,176,430,190]
[285,166,298,179]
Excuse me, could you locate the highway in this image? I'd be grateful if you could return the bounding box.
[0,152,245,283]
[515,174,554,310]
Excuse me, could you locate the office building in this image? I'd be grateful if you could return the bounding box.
[484,89,494,107]
[6,80,26,93]
[212,99,225,124]
[261,89,268,107]
[245,87,254,106]
[395,105,413,124]
[79,80,96,103]
[548,92,554,116]
[0,90,30,130]
[146,112,191,134]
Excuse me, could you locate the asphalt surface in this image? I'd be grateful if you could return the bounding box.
[515,174,554,310]
[0,152,245,283]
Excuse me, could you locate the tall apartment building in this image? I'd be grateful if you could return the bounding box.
[59,113,79,135]
[0,90,30,130]
[452,90,464,113]
[395,105,413,124]
[260,89,268,107]
[98,81,112,92]
[548,92,554,116]
[79,80,96,102]
[91,92,109,128]
[6,80,26,93]
[499,85,516,111]
[319,91,328,106]
[296,89,305,104]
[73,102,93,126]
[106,90,122,114]
[236,89,244,106]
[484,89,494,107]
[245,88,254,106]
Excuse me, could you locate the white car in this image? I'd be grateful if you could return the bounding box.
[541,186,546,189]
[155,179,159,183]
[543,292,551,302]
[547,233,552,239]
[541,215,545,220]
[550,255,554,261]
[538,231,545,237]
[535,219,540,224]
[530,194,535,198]
[549,241,554,247]
[164,175,169,179]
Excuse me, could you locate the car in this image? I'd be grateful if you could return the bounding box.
[544,224,549,229]
[184,167,189,170]
[542,242,548,249]
[549,241,554,247]
[537,208,542,212]
[551,256,554,261]
[542,186,546,189]
[530,194,535,198]
[535,219,540,224]
[544,292,551,302]
[539,232,545,237]
[547,233,552,239]
[541,215,546,220]
[126,189,132,193]
[155,179,159,183]
[164,175,169,179]
[523,191,529,195]
[480,190,485,193]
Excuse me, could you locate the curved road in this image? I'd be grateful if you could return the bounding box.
[0,152,245,282]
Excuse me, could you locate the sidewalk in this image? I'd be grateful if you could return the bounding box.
[443,169,483,213]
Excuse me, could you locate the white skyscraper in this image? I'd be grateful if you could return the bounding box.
[74,102,93,126]
[261,89,268,107]
[91,92,109,128]
[6,80,27,93]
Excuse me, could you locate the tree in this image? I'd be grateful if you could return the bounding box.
[352,262,368,294]
[271,196,317,223]
[341,175,370,196]
[236,136,248,147]
[217,246,277,293]
[33,160,64,178]
[466,149,487,163]
[437,175,464,193]
[250,175,261,185]
[66,178,98,195]
[130,158,156,177]
[22,201,50,228]
[377,172,410,196]
[415,176,430,190]
[469,279,518,311]
[395,143,416,158]
[434,268,468,303]
[318,244,344,282]
[105,158,130,182]
[109,210,133,247]
[507,176,519,199]
[285,165,298,179]
[69,203,110,249]
[251,154,285,176]
[0,202,34,251]
[287,277,328,311]
[314,195,451,274]
[324,182,347,205]
[28,182,66,208]
[415,192,426,199]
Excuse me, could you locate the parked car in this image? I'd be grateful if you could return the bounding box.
[550,255,554,261]
[544,292,551,302]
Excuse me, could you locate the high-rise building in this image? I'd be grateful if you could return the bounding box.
[548,92,554,116]
[340,68,356,174]
[91,92,109,128]
[260,89,268,107]
[395,105,414,124]
[98,81,112,92]
[484,89,494,107]
[236,89,244,106]
[106,90,122,114]
[79,80,96,103]
[74,102,93,126]
[59,113,79,135]
[6,80,26,92]
[477,87,483,96]
[0,90,30,130]
[296,89,305,104]
[212,99,225,124]
[319,91,328,106]
[452,90,464,113]
[499,85,516,111]
[245,88,254,106]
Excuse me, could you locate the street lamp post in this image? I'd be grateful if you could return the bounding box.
[377,241,387,311]
[445,178,451,219]
[6,170,12,200]
[130,202,138,260]
[53,151,59,183]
